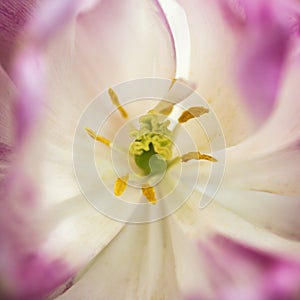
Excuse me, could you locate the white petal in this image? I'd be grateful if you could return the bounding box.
[171,183,300,255]
[215,187,300,240]
[39,195,124,269]
[58,221,181,300]
[225,146,300,197]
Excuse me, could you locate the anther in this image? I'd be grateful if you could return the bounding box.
[159,104,173,115]
[85,128,111,146]
[108,88,128,119]
[114,174,129,196]
[178,106,209,123]
[181,152,217,163]
[168,78,177,90]
[141,184,157,204]
[149,101,174,116]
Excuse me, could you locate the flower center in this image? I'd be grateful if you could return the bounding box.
[85,87,217,204]
[129,114,173,176]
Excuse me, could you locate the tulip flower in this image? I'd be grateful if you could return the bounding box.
[1,0,300,300]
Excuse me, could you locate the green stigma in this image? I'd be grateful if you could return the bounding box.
[130,114,173,175]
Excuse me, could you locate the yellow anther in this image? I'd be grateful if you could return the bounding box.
[108,88,128,119]
[85,128,111,146]
[151,100,174,117]
[114,174,129,196]
[141,184,157,204]
[159,104,173,115]
[181,152,217,163]
[147,109,156,114]
[178,106,209,123]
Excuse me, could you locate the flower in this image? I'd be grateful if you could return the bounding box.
[1,1,300,300]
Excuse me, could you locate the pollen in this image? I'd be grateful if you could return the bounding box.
[85,128,111,146]
[108,88,128,119]
[141,184,157,204]
[178,106,209,123]
[114,174,129,196]
[181,151,217,163]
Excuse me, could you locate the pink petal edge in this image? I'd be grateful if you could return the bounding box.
[1,0,97,298]
[217,0,300,123]
[187,235,300,300]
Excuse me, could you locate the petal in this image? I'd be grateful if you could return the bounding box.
[0,66,15,180]
[171,184,300,255]
[39,0,179,204]
[217,0,298,123]
[0,166,74,300]
[175,0,255,147]
[167,190,300,298]
[38,196,124,273]
[58,221,181,300]
[0,1,39,68]
[187,235,300,300]
[71,0,176,95]
[158,0,191,79]
[26,0,98,45]
[0,1,107,298]
[225,145,300,197]
[225,57,300,155]
[167,216,215,298]
[215,187,300,240]
[214,59,300,239]
[11,47,46,143]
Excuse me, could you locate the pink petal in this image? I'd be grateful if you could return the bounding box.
[228,56,300,154]
[218,0,299,123]
[187,235,300,300]
[0,160,74,299]
[26,0,98,46]
[0,1,102,298]
[0,67,15,180]
[215,58,300,239]
[0,1,39,69]
[11,47,46,144]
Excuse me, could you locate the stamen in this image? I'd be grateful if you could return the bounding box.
[141,184,157,204]
[114,174,129,196]
[149,102,174,116]
[108,88,128,119]
[159,104,173,115]
[85,128,111,146]
[181,152,217,163]
[146,78,179,116]
[178,106,209,123]
[168,78,177,90]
